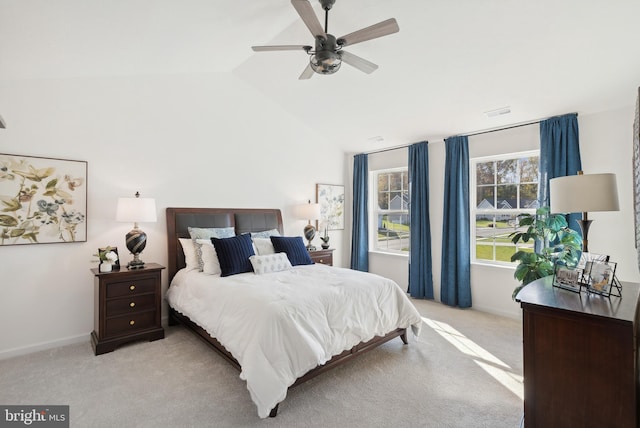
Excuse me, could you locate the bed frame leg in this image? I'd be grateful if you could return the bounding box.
[269,404,279,418]
[400,330,408,345]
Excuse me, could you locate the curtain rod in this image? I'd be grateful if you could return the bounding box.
[361,113,578,155]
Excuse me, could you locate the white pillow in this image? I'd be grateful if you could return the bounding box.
[179,238,198,271]
[253,237,275,255]
[195,239,222,275]
[188,226,235,271]
[249,253,292,275]
[250,229,281,238]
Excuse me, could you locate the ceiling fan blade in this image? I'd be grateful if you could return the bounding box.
[291,0,326,39]
[299,63,314,80]
[337,18,399,47]
[340,51,378,74]
[252,45,310,52]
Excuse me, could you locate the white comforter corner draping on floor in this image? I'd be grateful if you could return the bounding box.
[166,264,422,418]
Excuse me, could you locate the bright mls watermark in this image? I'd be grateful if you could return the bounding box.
[0,406,68,427]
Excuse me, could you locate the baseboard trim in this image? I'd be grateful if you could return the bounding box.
[0,333,90,361]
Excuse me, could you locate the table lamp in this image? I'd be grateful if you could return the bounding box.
[295,200,321,250]
[116,191,157,269]
[549,172,619,252]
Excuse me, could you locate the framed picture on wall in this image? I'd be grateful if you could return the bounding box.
[0,153,87,246]
[316,183,345,230]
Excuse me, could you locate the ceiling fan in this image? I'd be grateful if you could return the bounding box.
[252,0,399,79]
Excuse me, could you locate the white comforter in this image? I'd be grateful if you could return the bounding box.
[166,264,422,418]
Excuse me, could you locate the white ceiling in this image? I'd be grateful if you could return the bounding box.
[1,0,639,152]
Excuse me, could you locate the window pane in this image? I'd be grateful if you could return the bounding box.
[496,184,517,208]
[520,156,539,183]
[497,159,517,184]
[475,214,520,262]
[476,186,495,208]
[476,162,495,185]
[520,183,538,208]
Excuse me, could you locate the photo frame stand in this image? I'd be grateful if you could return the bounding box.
[586,274,622,298]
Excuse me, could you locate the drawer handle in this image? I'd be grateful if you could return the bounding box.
[129,320,135,326]
[129,285,136,291]
[129,302,136,308]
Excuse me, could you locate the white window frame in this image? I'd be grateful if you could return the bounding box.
[370,167,410,255]
[470,150,539,266]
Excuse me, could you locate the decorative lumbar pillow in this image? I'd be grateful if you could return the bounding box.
[249,253,292,275]
[270,236,314,266]
[195,239,222,275]
[188,226,235,271]
[253,237,276,256]
[250,229,281,239]
[211,233,255,277]
[179,238,199,271]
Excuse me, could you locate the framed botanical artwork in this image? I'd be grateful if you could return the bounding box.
[316,183,345,230]
[0,153,87,246]
[552,263,582,293]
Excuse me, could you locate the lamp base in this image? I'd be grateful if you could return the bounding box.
[303,224,316,252]
[127,253,146,269]
[125,227,147,269]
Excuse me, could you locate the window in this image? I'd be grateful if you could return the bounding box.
[471,151,539,264]
[372,168,410,253]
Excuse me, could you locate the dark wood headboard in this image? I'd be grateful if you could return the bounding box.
[165,207,284,282]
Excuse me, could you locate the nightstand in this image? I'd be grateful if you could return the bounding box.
[309,248,334,266]
[91,263,165,355]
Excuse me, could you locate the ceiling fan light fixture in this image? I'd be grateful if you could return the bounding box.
[310,50,342,74]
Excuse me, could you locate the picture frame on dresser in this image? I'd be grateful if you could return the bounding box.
[585,260,620,297]
[552,263,582,293]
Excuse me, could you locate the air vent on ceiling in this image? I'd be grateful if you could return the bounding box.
[484,107,511,118]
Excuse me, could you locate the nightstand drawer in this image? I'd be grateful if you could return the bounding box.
[106,277,156,298]
[105,311,156,337]
[309,249,334,266]
[106,294,156,316]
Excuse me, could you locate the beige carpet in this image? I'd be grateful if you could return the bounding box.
[0,299,523,427]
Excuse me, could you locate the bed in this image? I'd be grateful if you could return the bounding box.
[165,207,422,418]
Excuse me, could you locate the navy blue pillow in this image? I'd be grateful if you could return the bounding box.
[270,236,314,266]
[211,234,255,277]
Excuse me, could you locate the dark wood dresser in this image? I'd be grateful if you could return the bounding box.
[91,263,165,355]
[516,276,640,427]
[309,248,334,266]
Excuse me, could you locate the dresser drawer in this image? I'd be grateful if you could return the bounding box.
[105,311,156,337]
[106,294,156,317]
[106,277,156,298]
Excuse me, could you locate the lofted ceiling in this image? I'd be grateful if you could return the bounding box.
[1,0,639,152]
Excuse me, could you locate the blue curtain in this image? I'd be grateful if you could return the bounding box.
[350,153,369,271]
[408,142,434,299]
[440,136,471,308]
[539,113,582,235]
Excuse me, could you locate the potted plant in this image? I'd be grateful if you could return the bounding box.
[509,206,582,298]
[94,246,119,272]
[320,225,330,249]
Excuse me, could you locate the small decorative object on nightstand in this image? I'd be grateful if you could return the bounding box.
[91,263,165,355]
[309,248,334,266]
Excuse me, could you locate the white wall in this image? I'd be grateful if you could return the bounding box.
[349,105,640,319]
[0,73,347,358]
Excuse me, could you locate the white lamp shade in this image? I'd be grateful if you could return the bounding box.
[116,197,157,223]
[550,173,620,214]
[295,202,321,221]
